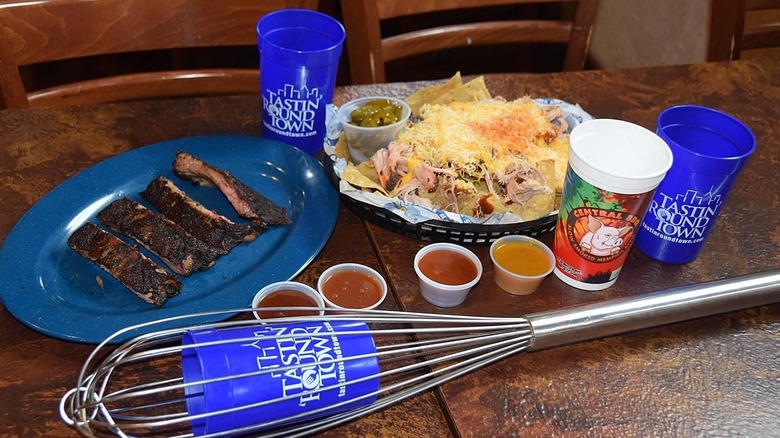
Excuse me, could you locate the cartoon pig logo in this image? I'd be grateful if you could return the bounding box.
[579,215,632,257]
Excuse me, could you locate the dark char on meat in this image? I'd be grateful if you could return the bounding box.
[67,222,181,307]
[172,151,290,230]
[98,198,220,276]
[141,176,259,254]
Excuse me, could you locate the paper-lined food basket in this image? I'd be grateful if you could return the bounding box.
[322,75,593,243]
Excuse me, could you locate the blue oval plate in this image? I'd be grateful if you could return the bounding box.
[0,135,338,344]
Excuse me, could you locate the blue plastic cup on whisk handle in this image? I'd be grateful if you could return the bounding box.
[635,105,756,264]
[257,9,345,155]
[181,320,379,436]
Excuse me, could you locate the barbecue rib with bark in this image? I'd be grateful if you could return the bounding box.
[97,198,220,276]
[172,151,290,230]
[68,222,181,307]
[141,176,258,254]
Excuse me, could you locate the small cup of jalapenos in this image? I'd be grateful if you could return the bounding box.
[336,96,412,163]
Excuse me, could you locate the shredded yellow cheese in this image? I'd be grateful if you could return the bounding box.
[396,97,569,190]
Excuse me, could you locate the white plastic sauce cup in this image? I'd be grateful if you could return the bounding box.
[251,281,325,320]
[490,235,555,296]
[413,242,483,307]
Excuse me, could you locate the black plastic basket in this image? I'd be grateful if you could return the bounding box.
[322,155,556,245]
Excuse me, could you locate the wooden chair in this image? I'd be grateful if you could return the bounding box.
[339,0,600,84]
[708,0,780,61]
[0,0,317,109]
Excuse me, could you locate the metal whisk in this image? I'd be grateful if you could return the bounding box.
[60,270,780,438]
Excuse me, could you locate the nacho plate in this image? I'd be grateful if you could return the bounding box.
[324,80,593,244]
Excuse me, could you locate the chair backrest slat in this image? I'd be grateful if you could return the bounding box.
[340,0,600,84]
[708,0,780,61]
[0,0,318,108]
[383,21,574,62]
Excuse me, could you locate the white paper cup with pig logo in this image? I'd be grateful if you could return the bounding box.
[553,119,673,291]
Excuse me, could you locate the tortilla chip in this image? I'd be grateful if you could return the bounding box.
[535,159,557,191]
[404,72,493,119]
[431,76,491,106]
[341,163,388,195]
[405,72,463,116]
[356,161,381,183]
[464,76,491,97]
[333,134,351,160]
[513,190,555,221]
[535,158,561,208]
[470,188,553,221]
[456,191,499,218]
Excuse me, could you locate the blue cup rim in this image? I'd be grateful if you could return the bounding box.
[657,105,756,161]
[256,9,346,56]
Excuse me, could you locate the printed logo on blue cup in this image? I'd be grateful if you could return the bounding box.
[244,321,351,401]
[642,187,722,244]
[263,85,323,140]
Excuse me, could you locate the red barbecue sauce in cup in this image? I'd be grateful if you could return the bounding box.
[418,249,479,286]
[255,290,320,319]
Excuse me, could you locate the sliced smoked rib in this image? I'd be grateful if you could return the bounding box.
[97,198,220,276]
[172,151,290,230]
[141,176,259,254]
[68,222,181,307]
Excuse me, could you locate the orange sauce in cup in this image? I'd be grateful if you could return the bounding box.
[321,270,383,308]
[256,290,319,319]
[418,249,478,285]
[492,241,551,276]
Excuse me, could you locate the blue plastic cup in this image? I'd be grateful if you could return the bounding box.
[181,320,379,436]
[635,105,756,264]
[257,9,345,155]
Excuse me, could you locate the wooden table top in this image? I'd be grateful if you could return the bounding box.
[1,59,778,437]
